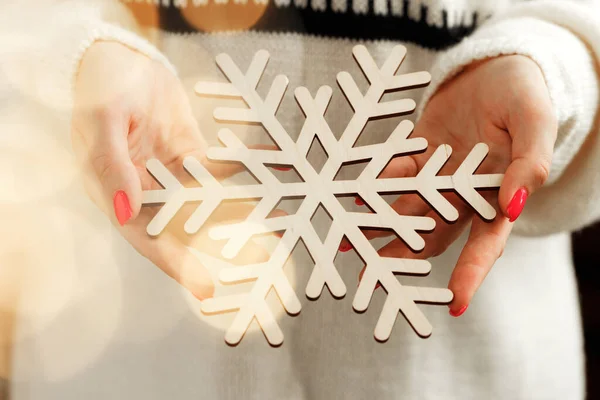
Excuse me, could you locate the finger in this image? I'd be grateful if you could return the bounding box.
[121,212,215,300]
[128,195,278,300]
[362,193,430,240]
[341,194,428,252]
[359,197,470,285]
[499,91,557,222]
[378,202,471,260]
[356,187,466,248]
[380,155,419,179]
[358,206,470,290]
[448,216,513,316]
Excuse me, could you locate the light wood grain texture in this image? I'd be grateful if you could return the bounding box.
[142,45,503,345]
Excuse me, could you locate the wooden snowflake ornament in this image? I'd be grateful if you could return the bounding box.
[141,45,504,346]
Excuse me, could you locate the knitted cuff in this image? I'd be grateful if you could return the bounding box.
[61,20,177,111]
[0,10,176,113]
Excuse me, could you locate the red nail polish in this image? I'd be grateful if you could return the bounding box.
[355,197,365,206]
[113,190,132,226]
[339,243,352,252]
[274,166,292,172]
[449,305,468,317]
[507,187,528,222]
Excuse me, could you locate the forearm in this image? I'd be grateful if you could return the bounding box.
[418,1,600,234]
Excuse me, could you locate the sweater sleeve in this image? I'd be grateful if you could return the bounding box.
[417,1,600,236]
[0,0,175,112]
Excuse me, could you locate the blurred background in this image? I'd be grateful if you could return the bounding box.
[573,223,600,398]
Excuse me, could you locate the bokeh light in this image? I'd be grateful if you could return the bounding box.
[1,204,123,382]
[184,232,298,341]
[181,1,268,32]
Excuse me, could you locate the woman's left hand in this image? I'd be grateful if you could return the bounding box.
[359,55,557,316]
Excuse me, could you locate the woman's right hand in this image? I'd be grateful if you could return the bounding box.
[72,41,269,300]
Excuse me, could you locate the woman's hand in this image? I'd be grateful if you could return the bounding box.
[362,55,557,316]
[72,42,269,300]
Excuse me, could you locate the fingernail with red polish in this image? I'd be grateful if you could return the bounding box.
[274,166,292,172]
[339,243,353,252]
[507,187,528,222]
[355,197,365,206]
[113,190,132,226]
[449,305,468,317]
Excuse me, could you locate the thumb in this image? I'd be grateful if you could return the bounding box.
[498,103,557,222]
[101,155,143,227]
[85,119,143,226]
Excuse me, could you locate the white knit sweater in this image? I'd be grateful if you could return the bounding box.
[1,1,599,399]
